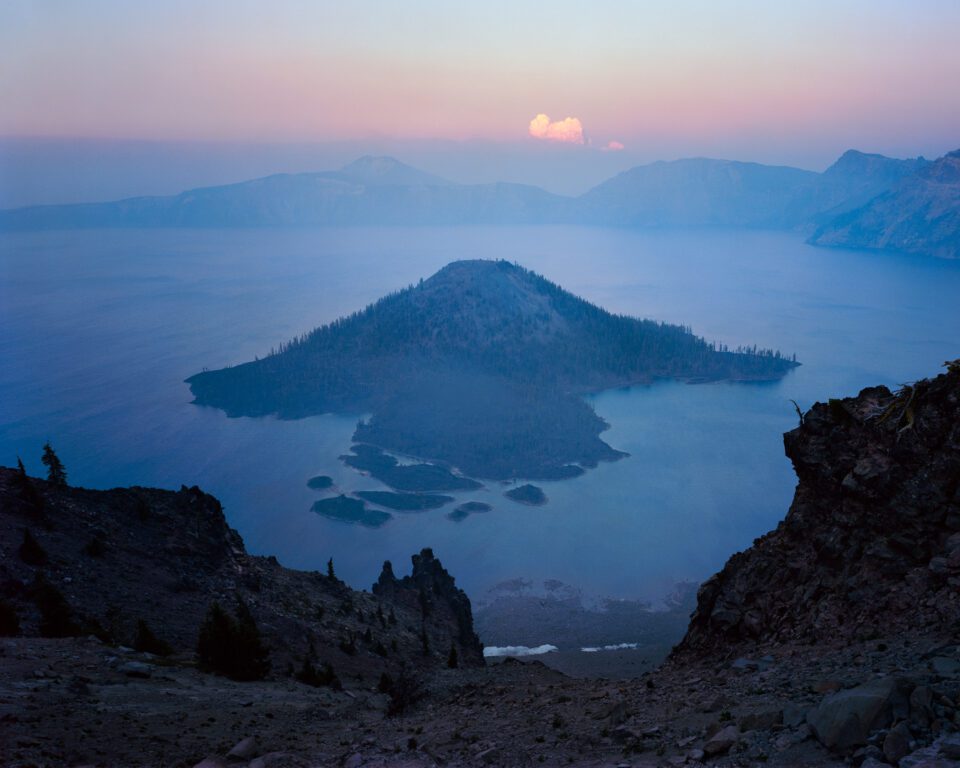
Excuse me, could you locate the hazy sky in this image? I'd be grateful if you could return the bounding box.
[1,1,959,202]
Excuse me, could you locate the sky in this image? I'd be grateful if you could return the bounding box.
[1,1,959,203]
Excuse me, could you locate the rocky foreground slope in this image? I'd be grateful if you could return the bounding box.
[3,364,960,767]
[679,360,960,652]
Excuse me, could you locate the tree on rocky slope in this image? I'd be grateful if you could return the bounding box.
[41,442,67,487]
[197,600,270,681]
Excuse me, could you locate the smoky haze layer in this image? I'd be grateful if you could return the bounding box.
[186,260,797,480]
[2,149,956,258]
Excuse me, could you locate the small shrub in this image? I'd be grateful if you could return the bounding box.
[14,458,45,517]
[447,643,458,669]
[338,635,357,656]
[196,600,270,681]
[84,616,114,645]
[134,619,172,656]
[384,666,424,717]
[295,652,342,690]
[32,574,80,637]
[18,529,47,566]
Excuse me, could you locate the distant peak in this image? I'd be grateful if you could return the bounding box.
[826,149,887,170]
[339,155,407,174]
[825,148,920,173]
[337,155,451,187]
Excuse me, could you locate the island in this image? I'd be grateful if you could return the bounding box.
[306,475,334,490]
[311,495,391,527]
[447,501,493,522]
[340,445,482,492]
[504,484,547,506]
[353,490,454,511]
[187,260,798,481]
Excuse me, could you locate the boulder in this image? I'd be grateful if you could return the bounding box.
[782,703,807,728]
[226,736,259,761]
[248,754,311,768]
[883,721,912,764]
[609,725,640,745]
[940,734,960,760]
[807,677,913,751]
[739,707,783,731]
[852,744,884,765]
[703,725,740,756]
[118,660,154,678]
[911,686,935,727]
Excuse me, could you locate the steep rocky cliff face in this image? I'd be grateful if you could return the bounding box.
[0,468,483,682]
[678,361,960,655]
[373,548,484,666]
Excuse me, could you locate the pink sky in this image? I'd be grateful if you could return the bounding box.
[1,2,958,164]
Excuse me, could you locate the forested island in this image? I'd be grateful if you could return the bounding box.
[187,260,798,480]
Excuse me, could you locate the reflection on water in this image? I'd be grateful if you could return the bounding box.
[2,226,958,601]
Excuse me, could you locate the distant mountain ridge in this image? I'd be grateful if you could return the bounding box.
[2,149,956,258]
[810,150,960,259]
[0,156,570,228]
[579,157,817,228]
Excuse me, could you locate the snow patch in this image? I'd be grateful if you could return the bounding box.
[580,642,640,653]
[483,644,559,658]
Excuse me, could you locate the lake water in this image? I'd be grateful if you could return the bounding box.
[2,227,958,604]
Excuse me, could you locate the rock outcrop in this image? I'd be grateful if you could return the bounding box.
[678,360,960,654]
[373,548,484,665]
[0,468,483,682]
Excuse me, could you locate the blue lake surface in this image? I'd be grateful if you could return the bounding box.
[1,226,958,602]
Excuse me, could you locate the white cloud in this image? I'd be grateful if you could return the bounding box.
[528,113,584,144]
